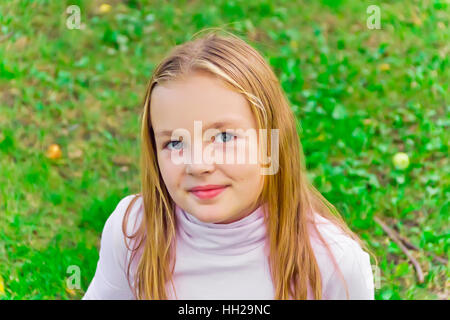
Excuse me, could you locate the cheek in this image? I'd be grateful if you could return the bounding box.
[219,139,263,187]
[221,163,262,188]
[157,152,184,191]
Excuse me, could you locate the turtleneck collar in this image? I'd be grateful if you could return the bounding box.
[174,204,268,256]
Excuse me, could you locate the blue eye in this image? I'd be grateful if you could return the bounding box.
[165,140,183,150]
[216,132,235,143]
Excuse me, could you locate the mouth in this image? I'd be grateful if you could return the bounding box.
[188,185,230,200]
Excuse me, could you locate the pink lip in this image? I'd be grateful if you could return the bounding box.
[189,185,229,200]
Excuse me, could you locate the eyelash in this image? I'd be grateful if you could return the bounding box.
[164,140,182,150]
[164,132,236,150]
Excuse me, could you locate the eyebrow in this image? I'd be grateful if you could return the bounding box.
[155,119,244,137]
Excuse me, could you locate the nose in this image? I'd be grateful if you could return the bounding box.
[185,156,215,176]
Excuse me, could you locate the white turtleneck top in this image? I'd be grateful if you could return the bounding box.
[82,195,375,300]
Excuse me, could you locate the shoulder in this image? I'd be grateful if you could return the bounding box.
[108,194,144,236]
[308,213,360,260]
[83,194,143,299]
[102,194,144,270]
[308,213,375,299]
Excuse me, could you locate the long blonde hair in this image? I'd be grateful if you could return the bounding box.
[122,30,377,300]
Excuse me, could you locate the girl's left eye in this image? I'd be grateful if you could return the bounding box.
[215,132,235,143]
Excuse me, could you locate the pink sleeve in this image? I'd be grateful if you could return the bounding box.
[322,241,375,300]
[82,195,140,300]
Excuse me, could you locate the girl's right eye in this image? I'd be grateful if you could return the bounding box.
[165,141,183,150]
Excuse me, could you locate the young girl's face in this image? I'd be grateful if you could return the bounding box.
[150,71,264,224]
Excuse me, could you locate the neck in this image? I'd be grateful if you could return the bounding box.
[214,202,263,225]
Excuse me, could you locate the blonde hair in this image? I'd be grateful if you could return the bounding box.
[122,30,377,300]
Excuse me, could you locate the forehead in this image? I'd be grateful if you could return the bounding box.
[150,72,257,134]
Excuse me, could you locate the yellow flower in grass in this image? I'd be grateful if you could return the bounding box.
[379,63,390,71]
[393,152,410,170]
[0,275,5,296]
[65,286,77,297]
[99,3,111,14]
[46,144,62,160]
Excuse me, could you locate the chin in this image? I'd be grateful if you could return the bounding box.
[196,216,220,224]
[191,208,227,224]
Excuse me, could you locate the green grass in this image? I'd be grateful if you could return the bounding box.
[0,0,448,299]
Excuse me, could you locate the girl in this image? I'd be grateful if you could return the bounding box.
[82,31,376,300]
